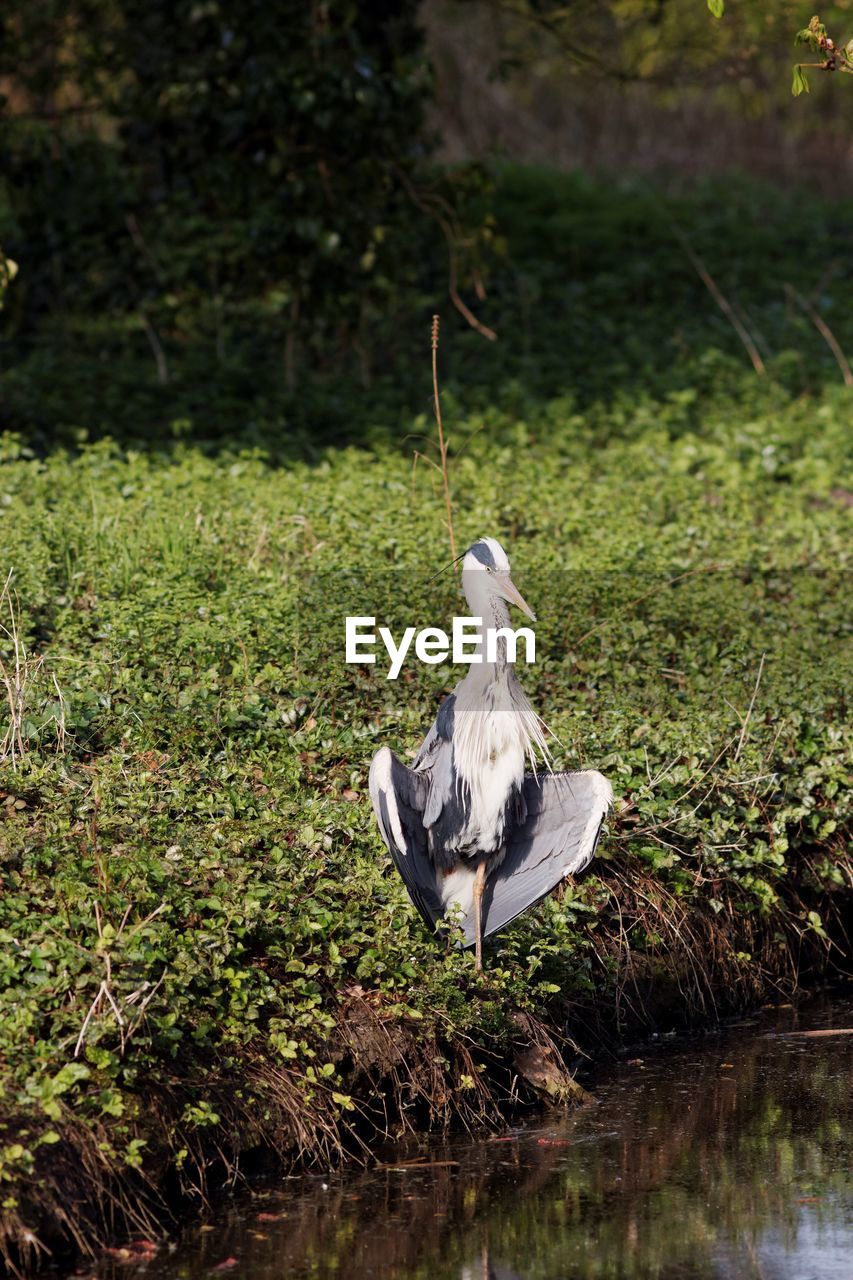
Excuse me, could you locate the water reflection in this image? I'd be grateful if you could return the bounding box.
[94,998,852,1280]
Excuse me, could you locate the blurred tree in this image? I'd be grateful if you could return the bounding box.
[2,0,847,434]
[110,0,438,385]
[426,1,853,199]
[0,1,489,390]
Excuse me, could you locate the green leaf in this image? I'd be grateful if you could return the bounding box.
[123,1138,147,1169]
[791,65,810,96]
[806,910,828,940]
[50,1062,91,1095]
[707,0,724,18]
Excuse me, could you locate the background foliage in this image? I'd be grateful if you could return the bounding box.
[5,2,853,456]
[1,0,487,433]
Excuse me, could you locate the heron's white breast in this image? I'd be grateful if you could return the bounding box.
[450,679,527,852]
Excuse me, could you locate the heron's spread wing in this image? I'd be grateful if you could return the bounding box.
[368,747,444,932]
[478,770,612,944]
[370,749,611,951]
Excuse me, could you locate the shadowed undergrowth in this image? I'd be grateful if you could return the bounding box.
[4,167,853,459]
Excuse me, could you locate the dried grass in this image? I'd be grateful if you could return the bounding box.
[0,571,65,769]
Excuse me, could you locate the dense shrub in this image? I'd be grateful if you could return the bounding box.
[0,0,487,412]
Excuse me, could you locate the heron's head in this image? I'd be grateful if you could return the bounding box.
[461,537,536,621]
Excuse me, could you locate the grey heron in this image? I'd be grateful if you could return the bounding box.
[369,536,612,970]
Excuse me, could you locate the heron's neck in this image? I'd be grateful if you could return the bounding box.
[462,579,511,679]
[463,575,508,623]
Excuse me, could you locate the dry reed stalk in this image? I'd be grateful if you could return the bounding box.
[0,570,67,768]
[431,315,458,566]
[734,651,766,762]
[0,571,41,768]
[139,309,168,385]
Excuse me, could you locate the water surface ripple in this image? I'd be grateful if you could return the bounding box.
[94,996,853,1280]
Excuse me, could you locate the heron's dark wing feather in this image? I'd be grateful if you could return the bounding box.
[422,736,456,831]
[480,770,612,942]
[413,694,460,839]
[368,747,444,932]
[412,692,456,771]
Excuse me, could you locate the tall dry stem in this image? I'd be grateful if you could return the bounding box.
[0,571,32,767]
[431,315,458,565]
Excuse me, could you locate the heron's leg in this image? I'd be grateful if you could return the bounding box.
[472,860,486,972]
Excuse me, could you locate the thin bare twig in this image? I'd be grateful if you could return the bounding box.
[785,283,853,387]
[139,309,168,386]
[125,213,162,281]
[735,652,766,762]
[396,168,497,341]
[670,222,766,376]
[74,985,105,1058]
[124,214,169,385]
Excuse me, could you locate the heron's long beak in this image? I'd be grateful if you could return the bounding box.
[500,575,536,622]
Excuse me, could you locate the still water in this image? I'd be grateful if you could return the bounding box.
[96,997,852,1280]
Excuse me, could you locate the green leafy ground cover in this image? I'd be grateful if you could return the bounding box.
[0,169,851,1269]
